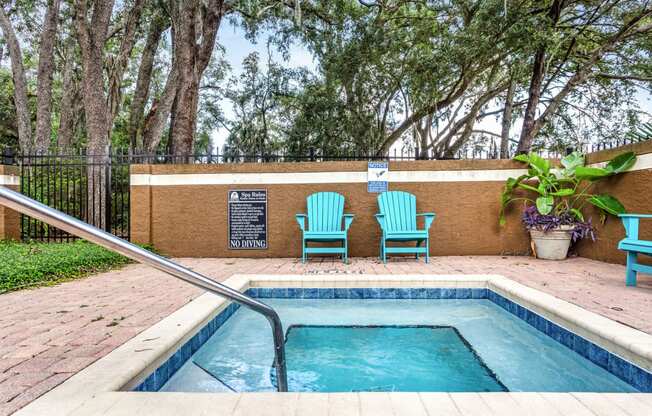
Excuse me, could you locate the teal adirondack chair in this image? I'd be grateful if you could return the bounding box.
[296,192,354,263]
[376,191,435,263]
[618,214,652,286]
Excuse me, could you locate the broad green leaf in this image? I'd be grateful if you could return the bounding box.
[561,151,585,171]
[605,152,636,174]
[551,188,574,197]
[505,177,518,188]
[517,182,543,195]
[536,195,554,215]
[575,166,610,181]
[502,175,524,204]
[537,181,547,194]
[504,174,529,192]
[513,154,529,163]
[500,175,530,226]
[528,152,550,175]
[588,194,626,216]
[570,208,584,221]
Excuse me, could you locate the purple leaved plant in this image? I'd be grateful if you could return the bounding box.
[521,206,595,243]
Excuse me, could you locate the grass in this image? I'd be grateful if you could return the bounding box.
[0,240,131,293]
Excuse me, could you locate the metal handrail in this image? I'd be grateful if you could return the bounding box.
[0,187,288,392]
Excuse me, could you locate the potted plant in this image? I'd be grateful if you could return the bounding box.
[499,151,636,260]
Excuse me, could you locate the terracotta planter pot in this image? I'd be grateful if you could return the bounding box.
[529,225,574,260]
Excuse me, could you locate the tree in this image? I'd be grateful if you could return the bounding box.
[127,9,168,149]
[73,0,116,226]
[57,33,81,148]
[0,3,31,150]
[106,0,146,131]
[73,0,114,155]
[166,0,226,157]
[0,0,650,163]
[34,0,61,151]
[516,1,652,153]
[500,79,516,159]
[224,51,295,156]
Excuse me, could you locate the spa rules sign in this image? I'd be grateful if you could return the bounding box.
[228,189,268,249]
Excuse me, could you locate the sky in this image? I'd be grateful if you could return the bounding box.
[214,21,652,155]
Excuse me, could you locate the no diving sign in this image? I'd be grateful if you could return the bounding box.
[228,189,268,249]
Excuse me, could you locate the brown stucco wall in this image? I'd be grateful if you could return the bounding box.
[576,141,652,265]
[131,142,652,262]
[131,160,531,258]
[0,165,21,241]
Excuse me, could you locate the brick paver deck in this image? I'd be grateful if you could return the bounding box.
[1,256,651,415]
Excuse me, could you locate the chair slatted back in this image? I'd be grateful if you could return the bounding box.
[307,192,345,232]
[377,191,417,232]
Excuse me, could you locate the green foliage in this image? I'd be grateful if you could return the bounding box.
[1,0,651,155]
[223,51,301,155]
[499,151,636,226]
[0,240,130,293]
[237,0,652,155]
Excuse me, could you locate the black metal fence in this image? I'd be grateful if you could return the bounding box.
[13,149,130,242]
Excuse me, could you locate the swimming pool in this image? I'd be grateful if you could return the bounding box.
[135,287,651,394]
[19,275,652,416]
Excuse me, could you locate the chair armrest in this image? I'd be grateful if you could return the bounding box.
[375,213,386,229]
[417,213,436,230]
[619,214,652,240]
[343,214,354,231]
[295,214,307,231]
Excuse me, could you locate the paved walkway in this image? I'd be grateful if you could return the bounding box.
[1,256,651,415]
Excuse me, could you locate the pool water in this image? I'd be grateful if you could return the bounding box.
[281,325,506,392]
[161,298,637,393]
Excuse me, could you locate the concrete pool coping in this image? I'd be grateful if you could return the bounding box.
[15,274,652,416]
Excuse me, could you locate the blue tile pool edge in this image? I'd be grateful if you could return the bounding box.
[132,301,241,392]
[486,290,652,393]
[133,287,652,393]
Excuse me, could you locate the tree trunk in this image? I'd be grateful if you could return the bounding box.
[0,6,32,150]
[168,2,199,158]
[142,63,178,153]
[516,0,565,154]
[57,46,78,148]
[415,115,431,159]
[168,71,199,157]
[167,0,225,157]
[516,49,545,154]
[74,0,115,229]
[106,0,146,133]
[128,13,168,149]
[34,0,61,151]
[500,80,516,159]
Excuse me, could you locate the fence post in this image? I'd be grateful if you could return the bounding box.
[2,148,15,165]
[309,147,315,162]
[105,146,112,233]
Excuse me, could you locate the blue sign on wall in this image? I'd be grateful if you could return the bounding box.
[368,162,389,193]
